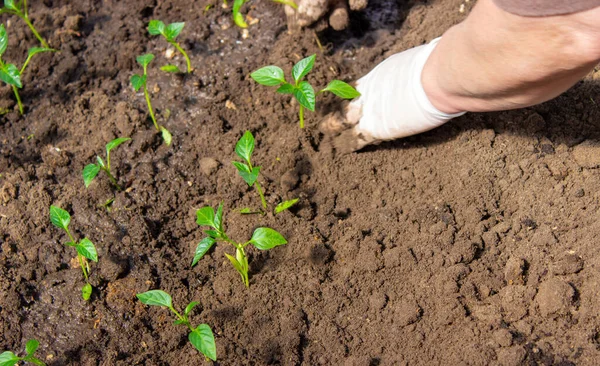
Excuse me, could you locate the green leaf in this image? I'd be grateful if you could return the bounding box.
[82,283,92,301]
[232,0,248,28]
[173,319,186,325]
[136,53,155,68]
[27,47,56,58]
[214,202,224,231]
[0,64,22,88]
[184,301,200,316]
[0,351,20,366]
[238,166,260,186]
[235,130,254,164]
[232,161,251,173]
[0,24,8,56]
[76,238,98,262]
[137,290,173,308]
[275,198,299,214]
[196,206,215,228]
[106,137,131,154]
[130,74,146,91]
[189,324,217,361]
[82,164,100,188]
[3,0,18,11]
[321,80,361,99]
[25,339,39,355]
[161,126,172,146]
[276,83,295,94]
[26,357,45,366]
[292,54,315,83]
[250,66,285,86]
[96,156,106,168]
[50,205,70,230]
[204,229,220,238]
[192,237,215,266]
[293,81,315,111]
[224,252,244,274]
[165,22,185,41]
[147,20,166,36]
[160,64,180,73]
[239,208,253,214]
[250,227,287,250]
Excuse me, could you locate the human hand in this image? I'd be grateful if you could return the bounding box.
[284,0,367,31]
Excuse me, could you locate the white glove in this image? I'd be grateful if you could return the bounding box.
[321,38,466,152]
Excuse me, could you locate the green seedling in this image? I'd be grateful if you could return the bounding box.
[148,20,191,73]
[1,339,45,366]
[82,137,130,190]
[193,202,287,287]
[1,0,49,47]
[251,54,360,128]
[0,24,54,114]
[137,290,217,361]
[130,53,172,145]
[49,205,98,300]
[232,0,297,28]
[232,131,299,214]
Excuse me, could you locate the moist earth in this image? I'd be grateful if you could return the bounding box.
[2,0,600,365]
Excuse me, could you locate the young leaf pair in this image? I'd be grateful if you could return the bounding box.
[137,290,217,361]
[49,206,98,300]
[233,131,299,215]
[0,24,55,114]
[193,202,287,287]
[0,339,45,366]
[231,0,297,29]
[1,0,49,47]
[82,137,130,190]
[251,54,360,128]
[147,20,191,73]
[131,54,172,145]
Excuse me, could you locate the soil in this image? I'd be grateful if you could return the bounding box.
[1,0,600,365]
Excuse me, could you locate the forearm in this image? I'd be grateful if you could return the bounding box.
[422,0,600,114]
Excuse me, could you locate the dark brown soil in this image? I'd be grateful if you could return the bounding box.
[2,0,600,365]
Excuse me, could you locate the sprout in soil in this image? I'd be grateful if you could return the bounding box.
[251,54,360,128]
[49,205,98,300]
[147,20,191,73]
[130,53,172,145]
[193,202,287,287]
[0,24,55,114]
[137,290,217,361]
[1,0,49,47]
[231,0,297,28]
[232,131,299,214]
[82,137,130,190]
[0,339,45,366]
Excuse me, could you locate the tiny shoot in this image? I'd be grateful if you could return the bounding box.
[49,205,98,300]
[1,0,49,47]
[130,53,172,145]
[193,202,287,287]
[0,25,55,114]
[148,20,191,73]
[231,0,297,28]
[0,339,45,366]
[232,131,299,214]
[137,290,217,361]
[251,54,360,128]
[82,137,130,190]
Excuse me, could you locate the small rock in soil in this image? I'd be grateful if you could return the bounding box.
[64,15,83,30]
[280,169,300,192]
[99,257,128,281]
[550,252,583,275]
[535,278,574,317]
[500,285,536,322]
[572,140,600,168]
[493,328,514,347]
[392,298,421,327]
[199,157,220,176]
[41,145,70,167]
[497,346,527,366]
[0,181,17,203]
[504,257,526,285]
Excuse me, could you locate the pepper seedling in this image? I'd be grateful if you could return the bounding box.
[147,20,191,73]
[193,202,287,287]
[0,339,45,366]
[82,137,130,190]
[0,25,55,114]
[0,0,49,47]
[130,53,172,145]
[251,54,360,128]
[137,290,217,361]
[49,205,98,300]
[232,131,298,214]
[231,0,297,28]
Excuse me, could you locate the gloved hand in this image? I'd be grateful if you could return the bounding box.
[284,0,367,31]
[320,38,466,152]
